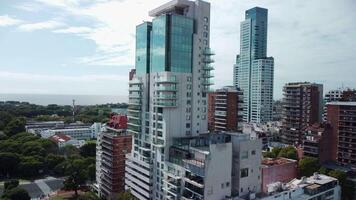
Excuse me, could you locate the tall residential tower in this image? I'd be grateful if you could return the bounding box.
[125,0,215,199]
[233,7,274,123]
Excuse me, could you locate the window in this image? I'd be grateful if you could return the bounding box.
[186,123,191,128]
[241,168,249,178]
[203,32,208,38]
[204,25,208,30]
[241,151,248,159]
[221,183,224,188]
[251,150,256,155]
[204,17,209,22]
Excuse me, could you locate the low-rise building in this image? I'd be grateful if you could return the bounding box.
[48,133,85,148]
[261,158,298,194]
[256,173,341,200]
[40,122,102,140]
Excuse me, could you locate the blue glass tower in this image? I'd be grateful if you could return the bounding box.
[234,7,274,123]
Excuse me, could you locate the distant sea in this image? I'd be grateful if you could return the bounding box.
[0,94,128,106]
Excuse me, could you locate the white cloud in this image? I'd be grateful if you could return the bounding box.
[0,71,126,82]
[18,20,64,32]
[15,3,43,12]
[0,15,23,26]
[53,26,93,34]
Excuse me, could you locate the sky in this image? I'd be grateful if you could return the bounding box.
[0,0,356,101]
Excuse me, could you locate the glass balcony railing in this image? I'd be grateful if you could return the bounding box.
[129,79,143,85]
[128,125,140,132]
[202,57,214,63]
[156,76,177,83]
[202,64,214,71]
[129,99,141,105]
[202,79,214,86]
[154,101,177,107]
[202,48,215,55]
[129,85,141,91]
[128,104,141,110]
[129,93,141,99]
[202,72,214,78]
[155,94,177,99]
[156,85,177,91]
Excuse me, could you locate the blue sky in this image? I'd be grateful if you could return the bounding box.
[0,0,356,100]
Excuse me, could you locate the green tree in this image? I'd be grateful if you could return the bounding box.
[0,111,13,130]
[328,170,354,200]
[1,187,30,200]
[63,158,88,196]
[79,142,96,157]
[278,146,298,160]
[45,154,65,171]
[117,192,137,200]
[59,145,79,157]
[18,156,44,177]
[0,152,20,177]
[298,157,320,177]
[4,180,19,191]
[4,118,26,137]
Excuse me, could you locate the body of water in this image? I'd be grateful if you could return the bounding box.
[0,93,128,105]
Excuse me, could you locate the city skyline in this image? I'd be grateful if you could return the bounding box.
[0,0,356,100]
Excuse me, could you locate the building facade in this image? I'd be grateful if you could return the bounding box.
[96,126,132,199]
[233,7,274,123]
[261,158,298,194]
[255,174,341,200]
[303,123,335,164]
[326,102,356,168]
[281,82,323,145]
[125,0,214,199]
[208,86,243,132]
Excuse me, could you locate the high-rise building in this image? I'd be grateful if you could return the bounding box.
[96,125,132,199]
[207,92,216,131]
[303,123,335,164]
[326,102,356,168]
[124,0,214,199]
[234,7,274,123]
[208,86,243,132]
[281,82,323,145]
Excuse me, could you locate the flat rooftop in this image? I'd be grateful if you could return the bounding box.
[326,101,356,106]
[262,157,297,167]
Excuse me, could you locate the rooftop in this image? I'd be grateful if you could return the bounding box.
[149,0,193,17]
[326,101,356,106]
[49,133,71,143]
[262,157,297,167]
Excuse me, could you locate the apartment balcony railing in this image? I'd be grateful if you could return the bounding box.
[202,79,214,86]
[156,85,177,91]
[156,76,177,83]
[202,64,214,71]
[202,48,215,55]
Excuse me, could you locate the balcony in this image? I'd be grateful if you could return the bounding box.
[202,48,215,55]
[202,64,214,71]
[129,93,141,99]
[129,85,141,91]
[202,57,214,63]
[155,94,177,100]
[154,100,177,107]
[156,85,177,91]
[156,76,177,83]
[202,79,214,86]
[202,72,214,78]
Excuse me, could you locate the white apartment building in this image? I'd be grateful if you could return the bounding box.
[40,122,102,140]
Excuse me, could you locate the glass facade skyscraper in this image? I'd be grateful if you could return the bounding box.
[234,7,274,123]
[125,1,218,199]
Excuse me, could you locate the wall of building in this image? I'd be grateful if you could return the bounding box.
[261,159,297,193]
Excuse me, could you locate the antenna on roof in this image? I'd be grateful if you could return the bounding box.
[72,99,76,123]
